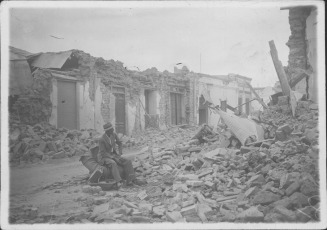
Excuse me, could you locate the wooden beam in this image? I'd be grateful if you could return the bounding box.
[226,103,236,112]
[233,98,257,110]
[243,81,268,110]
[289,73,307,88]
[269,40,291,96]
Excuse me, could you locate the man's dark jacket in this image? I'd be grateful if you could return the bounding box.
[97,132,123,165]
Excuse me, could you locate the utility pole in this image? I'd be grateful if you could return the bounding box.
[200,53,202,73]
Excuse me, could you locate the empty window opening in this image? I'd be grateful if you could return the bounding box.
[220,100,227,112]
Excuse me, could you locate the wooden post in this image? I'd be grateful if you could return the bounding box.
[269,40,291,96]
[243,81,268,110]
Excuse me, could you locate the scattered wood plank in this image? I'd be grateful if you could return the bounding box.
[226,103,236,112]
[243,81,268,110]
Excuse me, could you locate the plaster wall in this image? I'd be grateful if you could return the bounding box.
[199,76,239,88]
[155,91,161,115]
[158,89,168,129]
[94,78,105,132]
[147,90,157,115]
[197,77,240,127]
[127,103,136,136]
[158,90,167,130]
[79,81,96,130]
[49,79,58,127]
[126,91,146,135]
[139,92,146,132]
[109,93,116,127]
[306,9,318,102]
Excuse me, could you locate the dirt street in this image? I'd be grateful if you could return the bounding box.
[9,149,141,224]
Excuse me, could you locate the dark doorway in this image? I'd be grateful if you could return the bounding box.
[198,95,208,125]
[238,97,243,113]
[113,86,126,134]
[170,93,182,125]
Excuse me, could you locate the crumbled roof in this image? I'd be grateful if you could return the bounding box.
[9,46,33,61]
[29,50,73,69]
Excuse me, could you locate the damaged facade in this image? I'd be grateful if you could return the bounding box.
[9,49,147,134]
[192,72,253,127]
[283,6,318,102]
[9,47,252,135]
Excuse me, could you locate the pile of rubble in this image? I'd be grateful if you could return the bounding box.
[9,97,320,224]
[129,125,199,149]
[83,101,319,223]
[9,121,99,164]
[8,120,195,165]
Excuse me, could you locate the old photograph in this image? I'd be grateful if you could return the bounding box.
[1,1,326,229]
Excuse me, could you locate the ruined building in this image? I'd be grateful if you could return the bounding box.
[282,6,318,102]
[9,47,253,135]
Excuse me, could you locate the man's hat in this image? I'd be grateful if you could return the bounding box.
[103,122,114,131]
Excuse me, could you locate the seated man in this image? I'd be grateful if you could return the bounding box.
[98,122,144,188]
[80,144,125,185]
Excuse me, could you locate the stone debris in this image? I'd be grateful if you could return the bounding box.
[9,122,142,165]
[252,191,281,205]
[82,185,103,195]
[9,122,99,164]
[166,211,184,222]
[285,181,301,196]
[180,204,198,216]
[236,206,264,222]
[10,100,320,224]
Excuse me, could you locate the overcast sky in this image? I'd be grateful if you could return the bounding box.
[9,4,291,87]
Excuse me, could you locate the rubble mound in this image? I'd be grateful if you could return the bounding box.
[9,121,99,164]
[9,101,320,224]
[131,125,199,149]
[78,101,319,224]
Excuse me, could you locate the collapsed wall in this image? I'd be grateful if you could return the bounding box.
[285,6,316,99]
[10,69,53,125]
[74,50,151,135]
